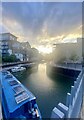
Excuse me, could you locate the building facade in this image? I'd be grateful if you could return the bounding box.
[0,33,25,61]
[0,33,17,56]
[53,38,83,63]
[0,33,32,62]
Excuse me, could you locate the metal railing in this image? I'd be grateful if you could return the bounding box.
[51,68,84,118]
[52,63,82,71]
[66,70,84,118]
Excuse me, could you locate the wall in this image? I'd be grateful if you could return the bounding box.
[47,63,80,79]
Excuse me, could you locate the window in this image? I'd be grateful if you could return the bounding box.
[2,42,8,46]
[10,35,16,41]
[2,50,7,53]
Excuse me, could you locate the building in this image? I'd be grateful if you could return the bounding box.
[53,38,83,63]
[21,42,31,61]
[12,41,24,61]
[0,33,17,56]
[0,33,25,61]
[0,33,32,62]
[0,32,39,62]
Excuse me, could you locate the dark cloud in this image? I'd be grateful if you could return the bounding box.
[2,2,82,45]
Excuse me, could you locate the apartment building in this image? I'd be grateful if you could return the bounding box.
[0,32,39,62]
[0,33,25,61]
[0,33,17,56]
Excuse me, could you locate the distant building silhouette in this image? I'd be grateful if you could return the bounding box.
[53,38,84,64]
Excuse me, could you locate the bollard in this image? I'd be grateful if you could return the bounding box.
[73,81,77,99]
[78,76,81,85]
[66,93,71,107]
[71,86,74,106]
[74,81,77,93]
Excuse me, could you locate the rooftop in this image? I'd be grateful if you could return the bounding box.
[0,33,17,41]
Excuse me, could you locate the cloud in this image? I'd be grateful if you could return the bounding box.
[2,0,83,2]
[1,2,82,46]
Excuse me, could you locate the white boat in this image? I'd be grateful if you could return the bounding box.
[11,66,26,72]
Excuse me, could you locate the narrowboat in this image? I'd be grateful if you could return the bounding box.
[0,70,41,119]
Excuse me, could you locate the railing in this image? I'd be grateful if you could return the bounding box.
[0,61,34,67]
[51,62,82,71]
[51,68,84,118]
[66,70,83,118]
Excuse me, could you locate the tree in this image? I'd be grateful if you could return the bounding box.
[2,54,20,63]
[9,54,18,62]
[57,56,67,64]
[69,54,79,62]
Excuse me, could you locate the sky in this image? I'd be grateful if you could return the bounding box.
[0,2,82,53]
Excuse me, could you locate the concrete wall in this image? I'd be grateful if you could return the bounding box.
[47,63,80,78]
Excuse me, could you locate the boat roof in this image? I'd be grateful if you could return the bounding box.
[0,70,36,113]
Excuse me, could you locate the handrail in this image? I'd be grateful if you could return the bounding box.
[51,68,84,118]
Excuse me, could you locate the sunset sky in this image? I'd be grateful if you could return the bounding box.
[0,2,82,53]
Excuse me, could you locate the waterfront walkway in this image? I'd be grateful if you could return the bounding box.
[51,63,82,71]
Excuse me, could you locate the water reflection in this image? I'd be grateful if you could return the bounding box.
[13,63,74,118]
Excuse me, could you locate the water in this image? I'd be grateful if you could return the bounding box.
[13,63,74,118]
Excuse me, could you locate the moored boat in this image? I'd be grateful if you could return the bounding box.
[0,70,41,119]
[11,66,26,72]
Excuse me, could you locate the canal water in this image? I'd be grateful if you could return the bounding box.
[13,63,74,118]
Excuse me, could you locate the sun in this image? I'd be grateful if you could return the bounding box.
[37,45,52,54]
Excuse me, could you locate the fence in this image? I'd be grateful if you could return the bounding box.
[51,68,84,118]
